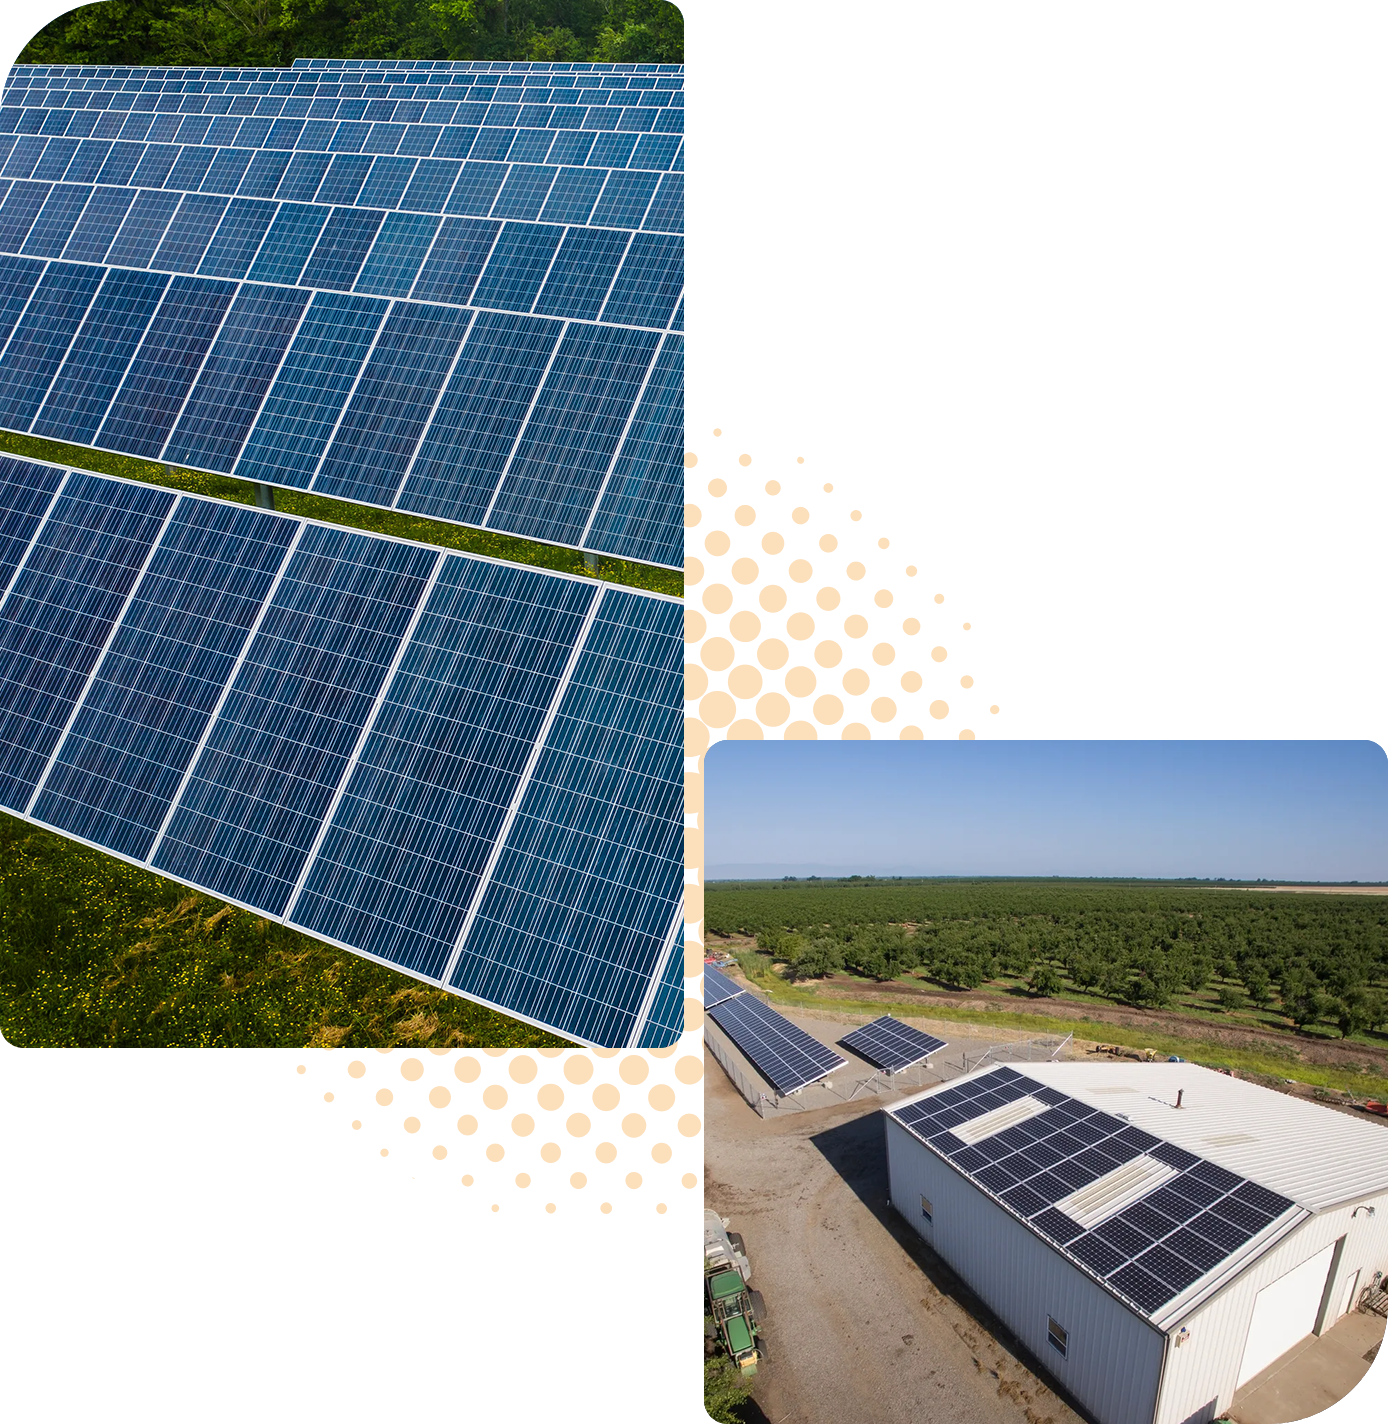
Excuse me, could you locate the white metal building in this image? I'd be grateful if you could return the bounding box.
[884,1062,1388,1424]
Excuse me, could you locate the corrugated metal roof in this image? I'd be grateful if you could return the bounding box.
[1019,1062,1388,1212]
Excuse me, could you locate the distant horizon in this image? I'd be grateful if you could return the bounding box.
[704,742,1388,882]
[705,868,1388,884]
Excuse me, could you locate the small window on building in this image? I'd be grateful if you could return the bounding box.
[920,1195,933,1223]
[1047,1318,1068,1358]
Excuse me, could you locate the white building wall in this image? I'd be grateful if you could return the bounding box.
[1154,1190,1388,1424]
[885,1116,1166,1424]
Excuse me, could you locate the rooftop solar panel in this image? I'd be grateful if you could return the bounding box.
[702,964,745,1008]
[888,1067,1301,1322]
[0,60,682,571]
[707,993,849,1096]
[0,455,682,1046]
[840,1016,947,1073]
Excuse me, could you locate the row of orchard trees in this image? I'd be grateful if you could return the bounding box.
[705,880,1388,1039]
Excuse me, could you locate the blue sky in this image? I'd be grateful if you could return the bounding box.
[703,742,1388,881]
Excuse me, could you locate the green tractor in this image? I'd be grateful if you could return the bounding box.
[704,1211,765,1375]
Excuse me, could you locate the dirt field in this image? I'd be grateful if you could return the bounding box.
[1255,886,1388,895]
[704,1014,1086,1424]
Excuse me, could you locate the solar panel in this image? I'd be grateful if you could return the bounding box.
[0,455,682,1046]
[840,1015,947,1073]
[703,964,745,1008]
[888,1067,1299,1320]
[707,993,848,1096]
[0,59,683,571]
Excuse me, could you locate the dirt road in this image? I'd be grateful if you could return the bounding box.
[704,1031,1084,1424]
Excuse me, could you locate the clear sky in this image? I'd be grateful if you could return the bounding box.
[703,742,1388,881]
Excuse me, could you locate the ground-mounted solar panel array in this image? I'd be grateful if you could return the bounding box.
[888,1067,1302,1320]
[0,58,683,569]
[701,963,744,1008]
[706,991,849,1096]
[0,455,683,1046]
[839,1015,946,1073]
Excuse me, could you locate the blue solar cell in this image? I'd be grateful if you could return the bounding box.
[235,148,291,198]
[0,471,175,811]
[199,146,253,194]
[490,164,557,221]
[530,227,628,321]
[706,991,849,1094]
[312,302,472,506]
[357,154,415,208]
[0,253,42,346]
[244,202,327,285]
[536,166,608,226]
[150,192,230,273]
[583,134,637,169]
[584,334,680,566]
[234,290,387,488]
[396,311,562,524]
[629,132,680,171]
[95,275,237,459]
[642,171,681,232]
[635,934,684,1049]
[163,144,217,191]
[162,283,312,471]
[702,964,745,1008]
[61,140,113,184]
[32,498,297,859]
[34,138,83,181]
[443,160,507,217]
[94,141,145,186]
[469,221,563,311]
[0,262,105,429]
[506,129,553,164]
[600,231,681,328]
[123,142,176,187]
[315,153,372,205]
[547,131,594,166]
[196,197,276,279]
[19,183,90,256]
[488,323,659,545]
[0,180,52,250]
[1,137,49,180]
[274,150,333,203]
[105,188,182,266]
[30,267,169,445]
[291,557,595,979]
[407,215,498,304]
[449,588,681,1045]
[352,210,440,297]
[0,455,65,592]
[298,205,384,290]
[59,184,134,262]
[151,523,438,915]
[588,168,657,228]
[432,126,479,160]
[397,158,460,213]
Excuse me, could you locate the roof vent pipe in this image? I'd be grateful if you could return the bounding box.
[1175,1090,1184,1109]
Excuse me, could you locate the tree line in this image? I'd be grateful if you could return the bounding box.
[705,880,1388,1039]
[20,0,681,69]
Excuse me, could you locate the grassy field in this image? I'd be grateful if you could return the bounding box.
[0,810,567,1047]
[0,432,680,1047]
[725,950,1388,1103]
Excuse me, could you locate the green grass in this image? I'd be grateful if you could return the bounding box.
[0,811,566,1048]
[731,955,1388,1102]
[0,430,682,598]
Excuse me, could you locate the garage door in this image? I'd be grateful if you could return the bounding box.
[1236,1242,1336,1387]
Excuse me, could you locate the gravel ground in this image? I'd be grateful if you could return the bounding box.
[703,1013,1086,1424]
